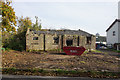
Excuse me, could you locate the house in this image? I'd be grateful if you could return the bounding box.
[106,19,120,50]
[26,28,96,51]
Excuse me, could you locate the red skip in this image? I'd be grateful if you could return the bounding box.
[63,46,86,55]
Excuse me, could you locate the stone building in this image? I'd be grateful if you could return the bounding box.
[26,29,96,51]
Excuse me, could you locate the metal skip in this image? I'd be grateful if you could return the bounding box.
[63,46,86,55]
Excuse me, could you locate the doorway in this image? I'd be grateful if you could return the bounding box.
[66,39,73,46]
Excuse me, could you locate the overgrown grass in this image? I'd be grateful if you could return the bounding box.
[2,68,120,78]
[27,49,63,52]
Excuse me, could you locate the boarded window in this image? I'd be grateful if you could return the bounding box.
[53,36,59,44]
[87,37,91,44]
[33,37,38,40]
[113,31,115,36]
[66,39,73,46]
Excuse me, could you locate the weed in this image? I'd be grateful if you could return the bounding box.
[80,61,86,64]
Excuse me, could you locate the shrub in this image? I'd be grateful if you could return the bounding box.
[3,31,26,51]
[117,50,120,53]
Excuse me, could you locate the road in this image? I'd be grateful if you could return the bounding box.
[1,75,120,80]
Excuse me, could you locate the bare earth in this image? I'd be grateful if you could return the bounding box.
[2,50,120,72]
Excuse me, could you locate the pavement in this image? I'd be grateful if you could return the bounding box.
[1,75,120,80]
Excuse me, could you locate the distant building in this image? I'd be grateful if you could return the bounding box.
[26,29,96,51]
[106,19,120,50]
[96,36,106,44]
[96,36,106,49]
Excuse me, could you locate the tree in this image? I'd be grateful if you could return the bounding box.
[2,16,33,51]
[17,16,32,33]
[0,1,2,15]
[2,0,16,32]
[32,16,42,30]
[10,16,32,51]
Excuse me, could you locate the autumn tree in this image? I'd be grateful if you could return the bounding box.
[7,16,32,51]
[1,0,17,49]
[2,0,16,32]
[0,1,2,15]
[17,16,32,33]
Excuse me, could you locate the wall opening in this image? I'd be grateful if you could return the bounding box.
[77,36,79,46]
[53,36,59,44]
[33,37,38,40]
[61,35,64,49]
[43,34,46,51]
[66,39,73,46]
[87,36,91,44]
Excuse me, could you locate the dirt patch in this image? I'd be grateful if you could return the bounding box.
[2,50,120,72]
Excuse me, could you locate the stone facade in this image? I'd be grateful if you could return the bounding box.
[26,29,96,51]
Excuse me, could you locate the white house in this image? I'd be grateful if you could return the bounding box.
[106,19,120,50]
[106,2,120,50]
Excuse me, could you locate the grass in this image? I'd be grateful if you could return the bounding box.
[108,49,120,53]
[117,50,120,53]
[84,50,103,54]
[2,68,120,78]
[80,61,86,64]
[26,49,63,52]
[92,50,103,53]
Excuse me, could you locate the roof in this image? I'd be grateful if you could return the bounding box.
[96,36,106,42]
[30,29,95,37]
[106,19,120,32]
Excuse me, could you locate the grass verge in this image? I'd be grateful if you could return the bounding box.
[2,68,120,78]
[107,49,120,53]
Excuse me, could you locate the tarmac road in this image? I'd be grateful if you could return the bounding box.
[1,75,120,80]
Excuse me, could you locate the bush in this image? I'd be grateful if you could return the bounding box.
[117,50,120,53]
[3,31,26,51]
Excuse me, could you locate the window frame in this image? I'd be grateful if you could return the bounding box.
[113,31,115,36]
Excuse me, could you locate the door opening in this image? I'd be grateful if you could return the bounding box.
[66,39,73,46]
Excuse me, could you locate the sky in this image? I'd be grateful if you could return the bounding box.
[11,0,119,36]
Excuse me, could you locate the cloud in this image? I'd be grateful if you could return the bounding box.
[12,2,118,36]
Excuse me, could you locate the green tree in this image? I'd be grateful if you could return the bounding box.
[8,16,33,51]
[32,16,42,30]
[2,0,16,32]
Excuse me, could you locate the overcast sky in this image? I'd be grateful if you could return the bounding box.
[12,0,119,36]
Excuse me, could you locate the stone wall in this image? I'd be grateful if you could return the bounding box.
[45,34,59,50]
[26,30,44,51]
[26,29,96,51]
